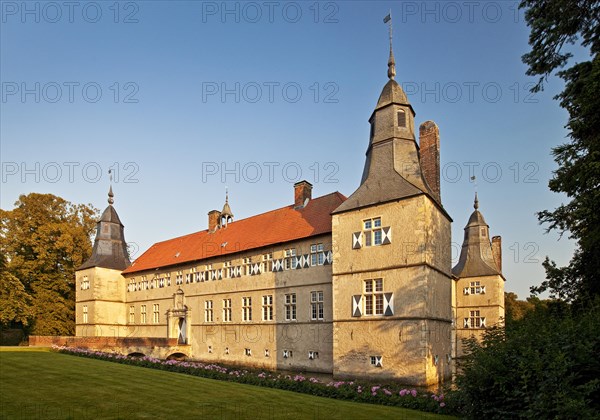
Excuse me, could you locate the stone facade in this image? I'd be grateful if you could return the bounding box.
[71,43,505,387]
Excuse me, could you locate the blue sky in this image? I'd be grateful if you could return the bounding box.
[1,1,578,298]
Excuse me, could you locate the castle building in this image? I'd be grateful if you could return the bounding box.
[75,39,504,387]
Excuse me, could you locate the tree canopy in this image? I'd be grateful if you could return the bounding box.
[520,0,600,302]
[0,193,98,335]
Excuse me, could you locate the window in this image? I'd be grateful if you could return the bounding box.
[262,253,272,273]
[140,305,147,324]
[370,355,383,367]
[283,350,293,358]
[245,348,252,356]
[185,273,191,284]
[224,261,231,278]
[152,304,160,323]
[262,295,273,321]
[310,243,325,266]
[204,300,213,323]
[82,305,88,323]
[397,109,406,127]
[465,281,485,295]
[370,120,375,139]
[243,258,251,276]
[465,310,486,329]
[311,291,324,320]
[285,293,297,321]
[242,297,252,321]
[176,271,183,285]
[363,217,382,247]
[264,349,270,357]
[284,249,296,270]
[222,299,232,322]
[208,345,212,354]
[364,279,384,316]
[129,306,135,324]
[81,275,90,290]
[308,351,319,360]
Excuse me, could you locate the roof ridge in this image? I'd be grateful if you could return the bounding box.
[150,191,345,246]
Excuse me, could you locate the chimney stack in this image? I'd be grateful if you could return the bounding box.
[294,180,313,209]
[419,121,441,202]
[208,210,221,232]
[492,236,502,273]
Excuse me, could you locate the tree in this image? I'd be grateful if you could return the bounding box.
[0,193,98,335]
[452,301,600,419]
[504,292,541,322]
[520,0,600,302]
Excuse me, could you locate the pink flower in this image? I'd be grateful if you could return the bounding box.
[440,402,446,408]
[411,389,417,397]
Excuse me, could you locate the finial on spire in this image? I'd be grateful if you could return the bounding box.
[108,169,114,205]
[474,192,479,210]
[383,10,395,80]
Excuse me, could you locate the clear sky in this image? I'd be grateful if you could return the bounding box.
[1,1,578,298]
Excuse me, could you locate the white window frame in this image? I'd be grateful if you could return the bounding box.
[284,293,297,321]
[242,297,252,322]
[262,295,273,321]
[222,299,232,322]
[310,291,324,321]
[204,300,214,323]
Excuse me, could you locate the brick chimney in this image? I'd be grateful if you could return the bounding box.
[294,180,313,209]
[492,236,502,273]
[419,121,441,202]
[208,210,221,232]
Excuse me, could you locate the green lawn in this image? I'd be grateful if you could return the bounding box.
[0,348,455,419]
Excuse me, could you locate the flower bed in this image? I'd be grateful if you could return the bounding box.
[52,346,453,415]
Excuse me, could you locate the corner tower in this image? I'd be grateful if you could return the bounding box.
[331,23,453,386]
[453,194,505,358]
[75,186,131,337]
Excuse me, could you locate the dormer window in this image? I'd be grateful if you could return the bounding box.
[397,110,406,127]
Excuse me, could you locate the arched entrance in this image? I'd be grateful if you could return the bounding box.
[167,288,190,345]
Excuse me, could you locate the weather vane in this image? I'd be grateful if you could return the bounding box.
[383,10,396,80]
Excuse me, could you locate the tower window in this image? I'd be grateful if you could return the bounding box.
[397,110,406,127]
[370,120,375,138]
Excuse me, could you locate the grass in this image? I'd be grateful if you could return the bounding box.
[0,348,456,419]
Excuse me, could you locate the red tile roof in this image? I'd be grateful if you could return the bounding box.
[122,192,346,274]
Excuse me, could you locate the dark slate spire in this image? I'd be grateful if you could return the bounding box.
[452,194,500,277]
[333,20,444,216]
[78,186,131,271]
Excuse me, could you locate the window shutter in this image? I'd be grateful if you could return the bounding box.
[481,285,486,294]
[383,293,394,316]
[464,318,469,328]
[463,287,470,295]
[352,232,362,249]
[376,356,383,367]
[382,226,392,245]
[481,317,486,328]
[352,295,362,317]
[325,250,333,265]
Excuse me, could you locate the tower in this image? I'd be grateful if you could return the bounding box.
[453,194,505,358]
[75,186,131,337]
[331,21,453,386]
[220,190,234,228]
